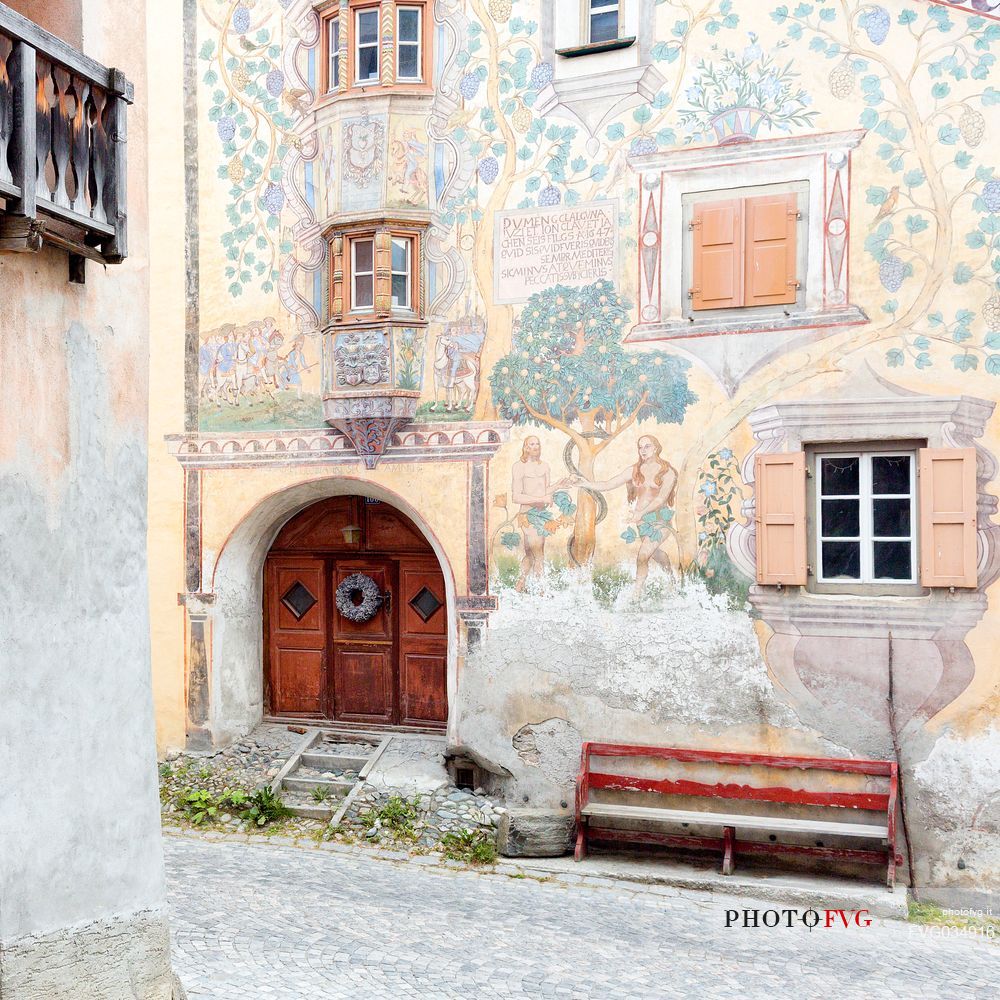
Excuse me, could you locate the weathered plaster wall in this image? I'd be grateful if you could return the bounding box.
[0,2,180,994]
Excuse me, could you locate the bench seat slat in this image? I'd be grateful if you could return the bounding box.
[581,802,888,840]
[588,771,888,811]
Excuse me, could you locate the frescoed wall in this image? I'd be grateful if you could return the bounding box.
[148,0,1000,891]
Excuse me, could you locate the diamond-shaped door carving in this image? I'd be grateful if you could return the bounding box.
[281,581,318,620]
[409,586,443,623]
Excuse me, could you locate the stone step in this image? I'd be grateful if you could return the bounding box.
[282,775,354,796]
[284,799,334,821]
[301,752,370,771]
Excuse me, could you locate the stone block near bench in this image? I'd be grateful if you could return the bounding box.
[497,809,575,858]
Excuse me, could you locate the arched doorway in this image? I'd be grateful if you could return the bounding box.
[264,495,448,729]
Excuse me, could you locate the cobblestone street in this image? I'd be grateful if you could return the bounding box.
[165,836,998,999]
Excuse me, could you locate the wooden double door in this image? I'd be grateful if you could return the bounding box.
[264,498,448,728]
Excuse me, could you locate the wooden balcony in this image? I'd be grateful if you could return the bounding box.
[0,3,132,281]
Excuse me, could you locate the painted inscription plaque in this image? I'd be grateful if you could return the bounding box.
[493,200,618,305]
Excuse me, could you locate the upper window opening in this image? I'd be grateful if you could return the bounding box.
[589,0,619,43]
[397,6,422,81]
[355,8,380,83]
[816,451,916,585]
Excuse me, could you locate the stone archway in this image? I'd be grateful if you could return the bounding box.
[200,477,459,746]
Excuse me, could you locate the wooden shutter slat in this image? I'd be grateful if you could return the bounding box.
[755,452,807,586]
[692,198,742,311]
[744,192,798,307]
[919,448,978,588]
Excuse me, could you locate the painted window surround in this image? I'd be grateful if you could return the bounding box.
[536,0,663,151]
[316,0,433,104]
[730,382,1000,612]
[325,213,430,326]
[628,130,868,344]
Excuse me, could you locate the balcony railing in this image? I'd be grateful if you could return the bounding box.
[0,3,132,280]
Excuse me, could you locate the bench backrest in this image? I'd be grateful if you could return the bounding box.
[577,742,897,825]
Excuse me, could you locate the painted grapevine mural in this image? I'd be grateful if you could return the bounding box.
[191,0,1000,592]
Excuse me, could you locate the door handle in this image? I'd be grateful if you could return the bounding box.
[383,590,392,615]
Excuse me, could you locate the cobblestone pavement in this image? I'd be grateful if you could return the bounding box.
[166,836,998,999]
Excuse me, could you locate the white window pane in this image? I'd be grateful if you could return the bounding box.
[821,498,859,538]
[398,43,420,79]
[590,11,619,42]
[353,240,373,272]
[392,273,409,308]
[391,239,409,272]
[328,20,340,89]
[398,8,420,41]
[874,542,911,580]
[358,10,379,44]
[821,457,859,495]
[354,274,374,308]
[873,498,910,538]
[872,455,910,495]
[822,541,860,580]
[358,45,379,80]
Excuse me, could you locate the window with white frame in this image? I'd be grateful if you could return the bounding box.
[391,237,411,308]
[815,450,916,584]
[351,238,375,309]
[589,0,619,43]
[355,8,380,83]
[327,15,340,91]
[397,6,422,81]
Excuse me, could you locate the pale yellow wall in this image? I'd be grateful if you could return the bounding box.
[146,0,189,752]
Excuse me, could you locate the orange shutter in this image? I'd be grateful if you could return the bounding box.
[744,192,798,307]
[691,199,743,311]
[919,448,978,588]
[755,452,807,586]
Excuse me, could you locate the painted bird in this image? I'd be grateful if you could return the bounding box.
[874,185,900,222]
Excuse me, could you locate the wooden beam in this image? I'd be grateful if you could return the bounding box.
[0,213,43,252]
[104,69,129,262]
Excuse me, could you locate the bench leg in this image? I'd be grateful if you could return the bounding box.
[574,821,587,862]
[722,826,735,876]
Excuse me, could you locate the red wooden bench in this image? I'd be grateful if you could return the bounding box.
[574,742,902,887]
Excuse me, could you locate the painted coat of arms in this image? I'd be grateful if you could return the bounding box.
[342,113,385,188]
[335,331,391,387]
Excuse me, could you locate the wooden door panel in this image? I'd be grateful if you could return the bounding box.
[398,557,448,727]
[266,557,327,716]
[273,565,325,635]
[331,563,391,642]
[273,649,325,714]
[399,565,447,636]
[334,648,392,722]
[401,653,447,726]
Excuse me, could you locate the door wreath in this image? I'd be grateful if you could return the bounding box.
[335,573,383,623]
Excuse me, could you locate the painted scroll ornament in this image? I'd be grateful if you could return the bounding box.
[335,573,384,623]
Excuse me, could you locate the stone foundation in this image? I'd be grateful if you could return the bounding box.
[0,910,183,1000]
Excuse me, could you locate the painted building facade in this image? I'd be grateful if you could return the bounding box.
[149,0,1000,891]
[0,1,180,995]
